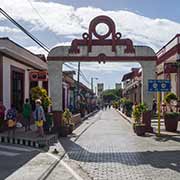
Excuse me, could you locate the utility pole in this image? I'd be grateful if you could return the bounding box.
[76,62,81,111]
[91,78,93,92]
[91,77,98,93]
[77,62,80,95]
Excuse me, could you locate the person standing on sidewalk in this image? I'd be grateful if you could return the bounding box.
[0,101,6,131]
[23,98,32,132]
[6,104,17,136]
[34,99,46,137]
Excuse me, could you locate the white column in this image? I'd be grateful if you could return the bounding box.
[38,81,43,88]
[24,70,30,100]
[48,61,63,111]
[140,61,156,110]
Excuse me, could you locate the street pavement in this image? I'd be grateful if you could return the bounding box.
[0,144,40,180]
[47,109,180,180]
[2,109,180,180]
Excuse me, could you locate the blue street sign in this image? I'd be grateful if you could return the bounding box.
[148,80,171,92]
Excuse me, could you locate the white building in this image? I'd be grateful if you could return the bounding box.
[0,37,47,111]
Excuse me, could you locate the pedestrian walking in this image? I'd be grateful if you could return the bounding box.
[104,104,108,110]
[6,104,17,136]
[152,99,157,115]
[23,98,32,132]
[0,101,6,131]
[33,99,46,137]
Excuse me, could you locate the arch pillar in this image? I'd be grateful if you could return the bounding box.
[140,61,156,110]
[48,61,63,131]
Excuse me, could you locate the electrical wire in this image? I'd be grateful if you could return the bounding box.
[0,8,91,85]
[0,8,49,52]
[26,0,61,43]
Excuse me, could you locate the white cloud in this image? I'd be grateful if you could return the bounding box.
[1,0,180,52]
[1,0,180,79]
[26,45,48,56]
[0,26,20,33]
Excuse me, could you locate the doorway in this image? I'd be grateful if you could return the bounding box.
[11,66,24,112]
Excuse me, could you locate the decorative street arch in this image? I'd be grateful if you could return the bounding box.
[47,15,157,128]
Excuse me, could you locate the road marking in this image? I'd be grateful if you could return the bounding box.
[46,152,60,160]
[46,153,84,180]
[0,150,20,156]
[60,160,84,180]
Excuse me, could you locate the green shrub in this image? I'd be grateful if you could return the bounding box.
[63,108,73,126]
[30,86,52,111]
[164,92,177,104]
[132,106,141,123]
[132,103,148,123]
[164,112,179,119]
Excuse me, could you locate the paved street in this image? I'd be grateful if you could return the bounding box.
[48,109,180,180]
[0,144,40,180]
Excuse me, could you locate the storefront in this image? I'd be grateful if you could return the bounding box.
[0,37,47,112]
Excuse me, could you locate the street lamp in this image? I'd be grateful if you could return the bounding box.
[91,77,98,93]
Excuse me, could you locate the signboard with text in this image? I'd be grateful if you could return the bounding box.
[148,79,171,92]
[29,71,48,81]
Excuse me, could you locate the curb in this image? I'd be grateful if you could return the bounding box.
[0,134,57,148]
[82,110,98,121]
[39,110,99,180]
[115,109,133,124]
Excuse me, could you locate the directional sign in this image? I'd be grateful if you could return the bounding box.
[148,80,171,92]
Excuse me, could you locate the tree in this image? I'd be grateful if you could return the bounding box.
[102,89,122,103]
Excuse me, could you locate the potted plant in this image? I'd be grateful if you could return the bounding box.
[138,103,153,133]
[124,99,133,117]
[164,92,177,112]
[132,104,146,136]
[164,93,178,132]
[63,108,74,134]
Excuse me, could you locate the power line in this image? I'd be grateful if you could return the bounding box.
[22,2,91,86]
[25,1,90,85]
[0,8,49,52]
[64,63,90,85]
[26,0,61,43]
[0,8,91,85]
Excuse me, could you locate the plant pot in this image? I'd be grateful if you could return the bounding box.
[58,126,69,137]
[68,124,74,134]
[135,124,146,136]
[164,113,179,132]
[142,111,153,133]
[132,123,136,133]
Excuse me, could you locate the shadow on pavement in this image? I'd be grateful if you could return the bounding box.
[154,134,180,143]
[59,137,180,173]
[0,149,39,180]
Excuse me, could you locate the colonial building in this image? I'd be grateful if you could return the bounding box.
[156,34,180,101]
[122,68,141,104]
[0,37,97,114]
[122,34,180,104]
[0,37,47,112]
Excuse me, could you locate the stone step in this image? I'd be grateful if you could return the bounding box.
[0,134,57,148]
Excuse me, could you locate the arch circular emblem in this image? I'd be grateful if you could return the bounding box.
[89,15,116,40]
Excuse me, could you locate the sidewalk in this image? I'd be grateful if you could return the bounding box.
[0,125,57,148]
[0,111,98,149]
[5,111,99,180]
[116,109,180,136]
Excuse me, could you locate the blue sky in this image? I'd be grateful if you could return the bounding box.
[1,0,180,89]
[51,0,180,22]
